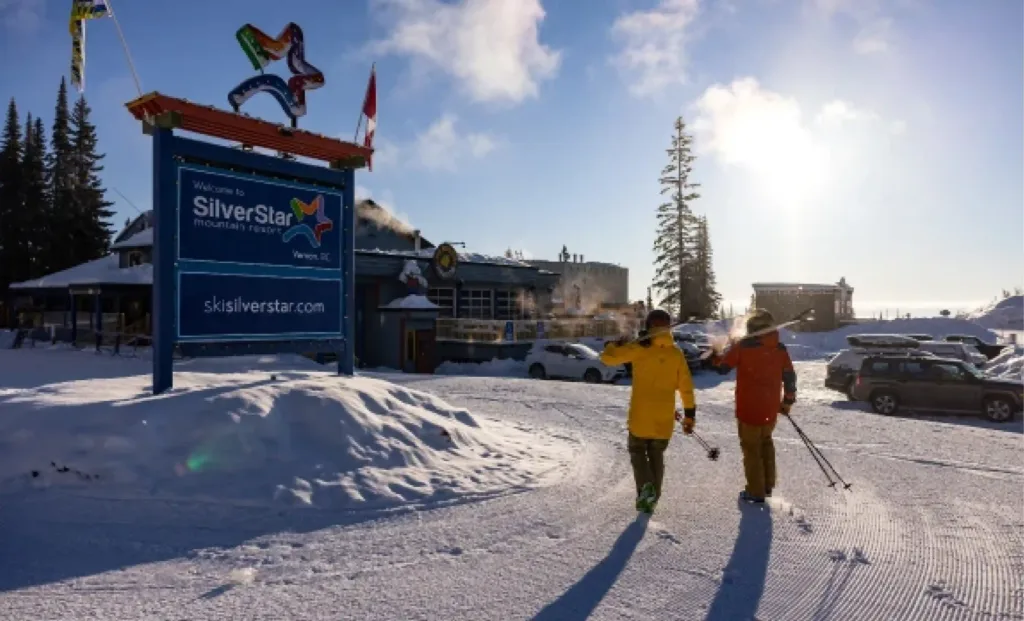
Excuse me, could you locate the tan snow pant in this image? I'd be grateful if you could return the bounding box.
[737,420,777,499]
[628,433,670,501]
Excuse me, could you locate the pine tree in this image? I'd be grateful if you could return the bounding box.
[20,114,48,282]
[69,94,114,263]
[652,116,700,318]
[0,98,25,292]
[691,215,722,318]
[46,78,75,273]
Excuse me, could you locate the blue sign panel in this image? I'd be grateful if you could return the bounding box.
[178,272,342,340]
[177,165,343,270]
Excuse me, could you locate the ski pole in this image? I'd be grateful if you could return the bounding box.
[791,420,838,487]
[794,426,851,490]
[692,431,720,461]
[785,415,852,490]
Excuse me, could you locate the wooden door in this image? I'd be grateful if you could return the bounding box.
[414,329,435,374]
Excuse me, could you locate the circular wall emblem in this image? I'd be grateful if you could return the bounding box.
[433,243,459,279]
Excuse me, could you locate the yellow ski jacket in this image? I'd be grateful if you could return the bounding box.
[600,330,696,440]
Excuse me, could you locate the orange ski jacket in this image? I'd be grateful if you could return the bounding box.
[715,331,797,426]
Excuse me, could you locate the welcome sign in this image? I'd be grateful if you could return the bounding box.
[177,165,343,270]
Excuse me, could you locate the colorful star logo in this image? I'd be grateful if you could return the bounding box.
[281,195,333,248]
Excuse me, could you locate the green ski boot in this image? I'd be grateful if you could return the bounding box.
[637,482,657,514]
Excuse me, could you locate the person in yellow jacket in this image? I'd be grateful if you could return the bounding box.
[600,308,697,513]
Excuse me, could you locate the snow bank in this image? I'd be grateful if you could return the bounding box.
[0,350,568,509]
[984,346,1024,381]
[969,295,1023,331]
[0,330,15,349]
[436,357,527,377]
[780,318,1001,355]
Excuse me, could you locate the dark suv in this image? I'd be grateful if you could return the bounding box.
[850,355,1023,422]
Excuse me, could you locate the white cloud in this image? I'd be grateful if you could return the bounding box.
[0,0,44,31]
[692,78,890,202]
[852,18,892,54]
[371,0,561,105]
[412,114,497,171]
[610,0,699,97]
[814,99,877,126]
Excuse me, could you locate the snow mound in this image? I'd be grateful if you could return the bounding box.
[0,330,15,349]
[985,346,1024,382]
[0,350,570,509]
[969,295,1023,331]
[436,357,527,377]
[383,294,439,310]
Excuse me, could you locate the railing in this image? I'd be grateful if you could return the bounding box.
[435,317,640,343]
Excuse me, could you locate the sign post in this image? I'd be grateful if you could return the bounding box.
[132,21,371,395]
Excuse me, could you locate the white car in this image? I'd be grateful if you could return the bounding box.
[526,342,626,383]
[916,341,988,367]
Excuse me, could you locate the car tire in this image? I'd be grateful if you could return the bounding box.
[583,368,603,384]
[870,391,900,416]
[528,363,547,380]
[982,396,1016,423]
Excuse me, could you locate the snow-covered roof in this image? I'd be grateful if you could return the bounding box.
[9,254,152,289]
[380,295,441,311]
[362,247,533,268]
[110,227,153,250]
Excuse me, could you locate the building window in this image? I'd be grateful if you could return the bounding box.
[127,251,143,267]
[427,287,456,318]
[494,289,532,320]
[458,289,493,319]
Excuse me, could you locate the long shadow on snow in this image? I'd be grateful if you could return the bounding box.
[704,499,773,621]
[0,489,441,594]
[531,515,649,621]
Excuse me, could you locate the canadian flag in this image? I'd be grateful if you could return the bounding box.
[361,65,377,171]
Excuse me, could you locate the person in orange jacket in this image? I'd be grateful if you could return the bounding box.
[600,308,697,513]
[711,308,797,503]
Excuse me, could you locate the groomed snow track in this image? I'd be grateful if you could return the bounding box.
[1,368,1022,620]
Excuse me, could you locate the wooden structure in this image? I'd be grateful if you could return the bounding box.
[125,92,372,168]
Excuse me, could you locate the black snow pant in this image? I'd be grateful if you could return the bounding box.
[628,433,670,501]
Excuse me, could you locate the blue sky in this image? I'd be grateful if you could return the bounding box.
[1,0,1021,316]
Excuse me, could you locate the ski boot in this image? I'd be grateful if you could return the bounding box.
[739,490,765,504]
[637,483,658,514]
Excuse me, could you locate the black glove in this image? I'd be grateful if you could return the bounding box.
[681,408,696,435]
[637,329,652,347]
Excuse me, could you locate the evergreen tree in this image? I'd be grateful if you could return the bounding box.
[69,94,114,263]
[691,215,722,318]
[20,114,49,282]
[45,78,76,273]
[0,98,25,293]
[652,116,700,318]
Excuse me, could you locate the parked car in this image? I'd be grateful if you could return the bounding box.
[943,334,1008,360]
[526,342,626,383]
[826,348,935,399]
[850,355,1023,422]
[916,340,988,367]
[673,331,713,369]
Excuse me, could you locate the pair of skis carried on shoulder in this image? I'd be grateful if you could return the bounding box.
[698,308,816,360]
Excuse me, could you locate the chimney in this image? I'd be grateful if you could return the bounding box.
[573,253,577,263]
[413,229,421,252]
[580,254,584,263]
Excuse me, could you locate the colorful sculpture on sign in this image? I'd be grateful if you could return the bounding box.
[228,22,325,126]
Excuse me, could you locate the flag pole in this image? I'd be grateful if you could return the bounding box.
[103,0,143,97]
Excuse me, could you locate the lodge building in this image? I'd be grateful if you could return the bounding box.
[3,200,563,372]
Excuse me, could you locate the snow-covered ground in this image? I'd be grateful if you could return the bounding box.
[1,348,1022,620]
[969,296,1023,331]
